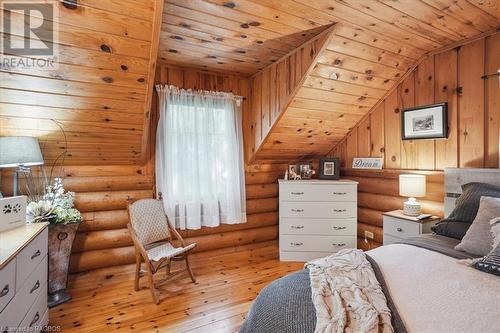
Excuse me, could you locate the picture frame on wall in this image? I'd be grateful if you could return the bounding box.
[401,103,448,140]
[319,157,340,180]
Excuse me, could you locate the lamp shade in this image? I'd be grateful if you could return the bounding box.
[399,174,426,198]
[0,136,44,168]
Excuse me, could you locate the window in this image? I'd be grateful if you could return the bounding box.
[155,85,246,230]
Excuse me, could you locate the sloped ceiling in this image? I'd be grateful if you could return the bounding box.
[252,0,500,161]
[159,0,333,75]
[0,0,163,165]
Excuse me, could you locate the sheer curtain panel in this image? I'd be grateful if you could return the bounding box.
[155,85,246,230]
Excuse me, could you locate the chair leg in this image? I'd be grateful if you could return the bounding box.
[146,265,160,304]
[165,259,171,276]
[134,252,141,291]
[185,254,196,283]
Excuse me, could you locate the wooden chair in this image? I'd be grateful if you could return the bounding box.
[127,199,196,304]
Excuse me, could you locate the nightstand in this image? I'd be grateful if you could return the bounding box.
[383,210,440,245]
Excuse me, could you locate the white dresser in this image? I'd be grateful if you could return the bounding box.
[279,179,358,261]
[0,223,49,332]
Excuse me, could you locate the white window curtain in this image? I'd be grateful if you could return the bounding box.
[155,85,246,230]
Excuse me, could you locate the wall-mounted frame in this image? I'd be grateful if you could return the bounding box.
[401,102,448,140]
[319,157,340,180]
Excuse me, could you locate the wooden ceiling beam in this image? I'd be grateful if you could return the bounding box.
[139,0,165,164]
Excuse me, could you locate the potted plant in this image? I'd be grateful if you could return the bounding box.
[27,177,82,308]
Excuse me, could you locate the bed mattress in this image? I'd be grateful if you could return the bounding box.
[241,234,499,333]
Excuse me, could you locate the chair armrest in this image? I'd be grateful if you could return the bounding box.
[167,221,187,247]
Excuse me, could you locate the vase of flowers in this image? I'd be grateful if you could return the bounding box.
[27,178,82,308]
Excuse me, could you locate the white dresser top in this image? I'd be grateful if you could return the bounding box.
[278,179,358,185]
[0,223,48,269]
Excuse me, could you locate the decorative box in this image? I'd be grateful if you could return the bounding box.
[0,196,27,232]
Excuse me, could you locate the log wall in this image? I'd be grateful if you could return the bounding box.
[329,33,500,250]
[1,65,286,273]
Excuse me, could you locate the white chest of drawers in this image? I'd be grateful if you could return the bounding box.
[279,179,358,261]
[0,223,49,333]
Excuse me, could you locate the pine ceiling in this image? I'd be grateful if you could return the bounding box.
[0,0,163,165]
[159,0,334,75]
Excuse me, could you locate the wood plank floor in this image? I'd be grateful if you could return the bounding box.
[49,242,304,332]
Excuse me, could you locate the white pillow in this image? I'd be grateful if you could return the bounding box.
[454,196,500,256]
[490,217,500,248]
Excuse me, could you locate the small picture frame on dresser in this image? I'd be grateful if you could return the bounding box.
[319,157,340,180]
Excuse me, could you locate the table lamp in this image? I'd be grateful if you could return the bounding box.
[0,136,44,196]
[399,174,426,216]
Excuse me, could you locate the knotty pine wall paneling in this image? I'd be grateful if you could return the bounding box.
[329,33,500,250]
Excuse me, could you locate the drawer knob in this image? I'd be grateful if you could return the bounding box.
[333,192,347,195]
[290,242,303,246]
[333,209,347,212]
[397,227,403,232]
[29,312,40,327]
[31,249,41,260]
[291,192,304,195]
[291,209,304,212]
[333,243,346,247]
[0,284,9,297]
[333,226,346,230]
[30,280,40,294]
[291,225,304,229]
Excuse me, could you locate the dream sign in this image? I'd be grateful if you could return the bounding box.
[352,158,383,169]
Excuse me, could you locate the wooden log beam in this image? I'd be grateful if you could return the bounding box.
[246,197,278,214]
[245,171,282,185]
[246,183,278,199]
[79,210,129,232]
[74,211,279,252]
[184,212,278,238]
[73,228,132,253]
[75,190,153,212]
[358,192,444,216]
[69,225,278,273]
[342,168,444,183]
[348,176,444,202]
[358,207,383,227]
[62,176,153,192]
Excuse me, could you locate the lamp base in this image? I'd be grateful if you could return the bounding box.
[403,197,421,216]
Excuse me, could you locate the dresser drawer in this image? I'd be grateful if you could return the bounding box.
[0,255,47,331]
[383,234,403,246]
[383,216,420,239]
[280,235,356,252]
[280,251,332,262]
[17,282,47,332]
[280,218,356,236]
[280,184,356,202]
[0,259,16,314]
[280,201,356,219]
[16,228,48,292]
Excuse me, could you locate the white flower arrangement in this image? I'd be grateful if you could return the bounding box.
[27,178,82,224]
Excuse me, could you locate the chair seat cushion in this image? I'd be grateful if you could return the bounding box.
[147,242,196,262]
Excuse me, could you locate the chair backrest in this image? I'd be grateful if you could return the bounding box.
[128,199,170,246]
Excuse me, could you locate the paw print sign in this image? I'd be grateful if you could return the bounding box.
[0,196,27,232]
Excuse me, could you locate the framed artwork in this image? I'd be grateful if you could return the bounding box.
[319,157,340,180]
[401,103,448,140]
[299,164,313,179]
[287,164,301,180]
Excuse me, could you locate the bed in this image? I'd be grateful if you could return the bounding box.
[241,168,500,333]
